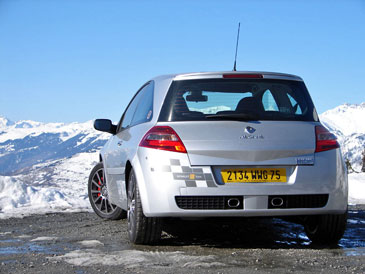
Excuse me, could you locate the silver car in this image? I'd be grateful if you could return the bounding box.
[88,71,348,245]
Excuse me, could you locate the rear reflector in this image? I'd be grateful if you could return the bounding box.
[139,126,187,153]
[223,74,263,79]
[315,125,339,152]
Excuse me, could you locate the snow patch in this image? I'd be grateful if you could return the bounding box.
[51,250,225,268]
[0,175,91,219]
[17,235,31,239]
[78,240,104,247]
[348,173,365,205]
[30,237,58,242]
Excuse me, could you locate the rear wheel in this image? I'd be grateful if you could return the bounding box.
[127,168,162,244]
[88,162,127,220]
[304,211,347,245]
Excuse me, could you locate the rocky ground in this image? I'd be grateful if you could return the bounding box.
[0,205,364,274]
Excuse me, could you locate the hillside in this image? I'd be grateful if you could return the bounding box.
[319,103,365,171]
[0,116,108,175]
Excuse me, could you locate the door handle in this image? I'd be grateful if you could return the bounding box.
[117,141,123,146]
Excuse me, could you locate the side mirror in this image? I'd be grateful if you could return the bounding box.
[94,119,117,134]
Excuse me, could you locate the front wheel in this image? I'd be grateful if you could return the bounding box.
[127,168,162,244]
[88,162,127,220]
[304,211,347,245]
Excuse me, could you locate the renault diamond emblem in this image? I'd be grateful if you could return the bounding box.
[245,126,256,134]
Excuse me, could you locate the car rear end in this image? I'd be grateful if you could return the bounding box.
[136,72,348,218]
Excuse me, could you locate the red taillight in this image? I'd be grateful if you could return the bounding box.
[139,126,187,153]
[315,125,339,152]
[223,74,263,79]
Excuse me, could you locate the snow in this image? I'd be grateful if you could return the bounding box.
[0,116,14,128]
[51,250,225,268]
[0,119,105,143]
[30,237,58,242]
[348,173,365,205]
[17,235,31,239]
[320,103,365,171]
[0,117,110,218]
[320,103,365,136]
[190,105,231,114]
[0,170,92,219]
[78,240,104,247]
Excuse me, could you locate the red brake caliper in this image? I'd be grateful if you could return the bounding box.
[97,176,102,197]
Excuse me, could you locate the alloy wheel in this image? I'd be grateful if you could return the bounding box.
[90,167,118,215]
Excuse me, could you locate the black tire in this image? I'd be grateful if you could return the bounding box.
[88,162,127,220]
[304,211,347,245]
[127,168,162,244]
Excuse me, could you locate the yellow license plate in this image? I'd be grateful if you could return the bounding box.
[221,168,287,183]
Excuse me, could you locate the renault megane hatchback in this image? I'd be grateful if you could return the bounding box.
[88,71,348,245]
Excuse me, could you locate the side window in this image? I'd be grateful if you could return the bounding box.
[287,93,303,114]
[120,95,140,129]
[130,82,154,126]
[262,90,279,111]
[119,81,154,130]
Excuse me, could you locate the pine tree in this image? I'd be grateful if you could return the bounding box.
[345,158,353,173]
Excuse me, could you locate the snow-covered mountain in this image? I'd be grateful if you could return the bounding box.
[190,105,231,114]
[0,118,108,175]
[319,103,365,172]
[0,116,15,127]
[0,118,109,217]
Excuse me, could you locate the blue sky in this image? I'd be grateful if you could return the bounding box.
[0,0,364,123]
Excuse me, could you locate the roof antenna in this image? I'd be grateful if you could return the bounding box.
[233,22,241,71]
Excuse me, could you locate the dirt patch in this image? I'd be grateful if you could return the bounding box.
[0,206,364,273]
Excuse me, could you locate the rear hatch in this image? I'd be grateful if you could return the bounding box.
[158,73,319,166]
[165,120,316,166]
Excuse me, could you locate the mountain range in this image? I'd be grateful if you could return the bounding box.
[320,102,365,171]
[0,118,108,176]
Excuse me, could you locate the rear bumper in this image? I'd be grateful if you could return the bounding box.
[135,148,348,218]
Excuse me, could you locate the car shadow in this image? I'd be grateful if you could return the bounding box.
[159,216,314,249]
[157,208,364,250]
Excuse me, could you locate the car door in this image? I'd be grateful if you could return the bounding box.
[104,82,154,209]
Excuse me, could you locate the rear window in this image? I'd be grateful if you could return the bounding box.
[158,79,318,122]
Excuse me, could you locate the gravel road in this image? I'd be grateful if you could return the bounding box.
[1,205,364,274]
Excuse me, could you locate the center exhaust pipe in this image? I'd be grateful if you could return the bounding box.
[227,198,241,208]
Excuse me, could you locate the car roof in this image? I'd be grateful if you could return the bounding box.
[150,71,303,82]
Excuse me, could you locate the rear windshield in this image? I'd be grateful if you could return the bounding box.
[158,79,318,122]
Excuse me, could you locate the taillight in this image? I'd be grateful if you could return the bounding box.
[223,74,263,79]
[315,125,339,152]
[139,126,187,153]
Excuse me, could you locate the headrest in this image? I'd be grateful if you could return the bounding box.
[235,97,262,113]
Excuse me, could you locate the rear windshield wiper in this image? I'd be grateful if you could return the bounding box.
[206,113,259,121]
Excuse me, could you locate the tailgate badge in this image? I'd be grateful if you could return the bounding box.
[241,126,263,139]
[296,157,314,165]
[245,126,256,134]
